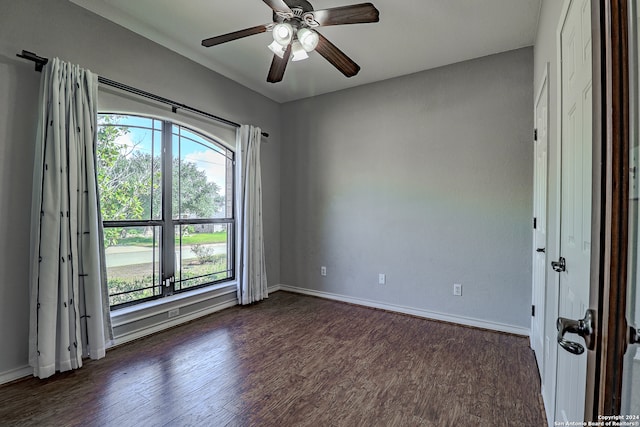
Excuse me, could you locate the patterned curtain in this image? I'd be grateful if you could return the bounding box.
[236,125,268,305]
[28,58,113,379]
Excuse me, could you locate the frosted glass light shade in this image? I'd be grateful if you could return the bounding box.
[291,40,309,62]
[272,23,293,46]
[268,40,286,58]
[297,28,319,52]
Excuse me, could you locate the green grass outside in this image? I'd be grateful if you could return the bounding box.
[116,231,227,247]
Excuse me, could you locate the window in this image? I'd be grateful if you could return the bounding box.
[97,114,234,309]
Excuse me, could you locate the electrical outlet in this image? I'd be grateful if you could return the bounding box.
[378,273,386,285]
[320,266,327,276]
[168,308,180,318]
[453,283,462,296]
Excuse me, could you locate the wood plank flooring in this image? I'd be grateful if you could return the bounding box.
[0,291,546,426]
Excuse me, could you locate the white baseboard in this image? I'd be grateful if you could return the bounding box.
[268,284,282,293]
[0,365,32,385]
[278,284,531,337]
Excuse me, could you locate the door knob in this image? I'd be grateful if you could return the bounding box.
[552,257,566,272]
[557,309,595,355]
[536,248,546,253]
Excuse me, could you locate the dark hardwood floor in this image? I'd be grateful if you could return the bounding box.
[0,291,546,426]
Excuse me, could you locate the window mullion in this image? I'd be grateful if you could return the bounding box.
[161,120,175,297]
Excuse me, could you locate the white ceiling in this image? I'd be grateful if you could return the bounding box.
[69,0,542,103]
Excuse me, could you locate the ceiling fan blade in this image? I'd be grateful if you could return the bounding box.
[311,3,380,26]
[267,44,292,83]
[262,0,292,14]
[314,32,360,78]
[201,24,268,47]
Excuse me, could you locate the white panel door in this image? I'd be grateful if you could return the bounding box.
[555,0,593,423]
[531,65,549,375]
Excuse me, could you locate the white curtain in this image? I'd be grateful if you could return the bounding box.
[28,58,113,379]
[236,125,268,305]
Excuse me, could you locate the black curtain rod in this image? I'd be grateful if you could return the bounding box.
[16,50,269,139]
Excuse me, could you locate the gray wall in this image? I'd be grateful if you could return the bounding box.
[280,47,534,328]
[533,0,565,420]
[0,0,281,376]
[0,0,536,379]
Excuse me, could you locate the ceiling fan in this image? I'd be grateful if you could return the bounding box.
[201,0,380,83]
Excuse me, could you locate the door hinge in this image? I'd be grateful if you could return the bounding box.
[534,128,538,141]
[533,217,537,229]
[532,305,535,317]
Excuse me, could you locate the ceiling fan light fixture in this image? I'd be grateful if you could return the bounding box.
[291,40,309,62]
[297,28,319,52]
[268,40,287,58]
[201,1,380,83]
[272,23,293,46]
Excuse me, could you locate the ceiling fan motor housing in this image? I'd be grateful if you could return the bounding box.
[285,0,314,13]
[273,0,314,24]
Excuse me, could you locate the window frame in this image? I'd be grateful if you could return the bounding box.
[98,113,235,310]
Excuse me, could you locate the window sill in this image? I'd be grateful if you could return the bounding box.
[110,281,237,328]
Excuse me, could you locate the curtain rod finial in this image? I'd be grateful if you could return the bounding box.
[16,50,48,72]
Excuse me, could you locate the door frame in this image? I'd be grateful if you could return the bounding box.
[586,0,629,419]
[531,61,550,374]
